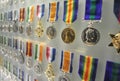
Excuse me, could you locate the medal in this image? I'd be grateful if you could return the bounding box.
[26,6,34,36]
[19,69,24,81]
[19,8,25,34]
[33,43,44,75]
[46,2,59,40]
[61,27,75,44]
[46,26,56,40]
[62,0,78,44]
[81,27,100,46]
[59,50,74,81]
[27,74,32,81]
[13,21,18,32]
[18,40,25,64]
[82,0,102,45]
[45,46,56,81]
[26,41,33,69]
[35,4,45,37]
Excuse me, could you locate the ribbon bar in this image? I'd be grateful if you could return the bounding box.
[84,0,102,20]
[37,4,45,19]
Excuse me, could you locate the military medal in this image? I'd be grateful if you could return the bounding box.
[26,41,33,69]
[13,10,18,32]
[18,40,25,64]
[46,2,59,40]
[19,69,24,81]
[35,4,45,37]
[26,6,34,36]
[33,43,44,75]
[45,46,56,81]
[19,8,25,34]
[62,0,78,44]
[59,50,74,81]
[82,0,102,46]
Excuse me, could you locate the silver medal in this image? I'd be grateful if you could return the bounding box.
[58,75,70,81]
[26,25,32,36]
[26,57,33,69]
[46,26,56,39]
[34,62,42,75]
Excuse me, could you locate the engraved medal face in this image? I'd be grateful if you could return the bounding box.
[58,75,70,81]
[19,25,24,34]
[13,22,18,32]
[46,26,56,39]
[26,25,32,36]
[34,62,42,75]
[61,27,75,44]
[26,57,33,69]
[35,21,44,37]
[81,27,100,46]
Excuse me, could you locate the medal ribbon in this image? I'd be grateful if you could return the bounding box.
[84,0,102,20]
[27,6,34,22]
[46,46,56,63]
[78,55,98,81]
[63,0,78,24]
[19,40,24,53]
[114,0,120,23]
[8,11,13,21]
[13,38,18,49]
[37,4,45,19]
[48,2,59,23]
[26,41,32,57]
[34,43,43,63]
[19,8,25,22]
[13,10,18,21]
[60,50,74,73]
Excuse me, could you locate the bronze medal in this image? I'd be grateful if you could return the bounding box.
[35,21,44,37]
[81,27,100,46]
[61,27,75,44]
[46,26,56,39]
[26,25,32,36]
[19,25,24,34]
[58,75,70,81]
[34,62,42,75]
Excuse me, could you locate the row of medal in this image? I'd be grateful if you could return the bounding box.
[0,35,75,81]
[0,0,102,45]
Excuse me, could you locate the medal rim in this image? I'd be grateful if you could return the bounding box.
[61,27,75,44]
[26,57,33,69]
[81,27,100,46]
[58,75,70,81]
[33,62,42,75]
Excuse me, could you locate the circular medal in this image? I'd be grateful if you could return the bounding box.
[19,26,24,34]
[46,26,56,39]
[26,57,33,69]
[35,21,44,37]
[34,62,42,75]
[61,27,75,44]
[8,24,12,32]
[58,75,70,81]
[13,22,18,32]
[18,52,24,64]
[81,27,100,46]
[26,25,32,36]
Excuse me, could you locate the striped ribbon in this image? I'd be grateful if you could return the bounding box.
[104,61,120,81]
[8,11,12,21]
[114,0,120,23]
[78,55,98,81]
[34,43,43,63]
[84,0,102,20]
[63,0,78,24]
[19,69,24,81]
[48,2,59,23]
[26,41,32,57]
[60,50,74,73]
[13,10,18,21]
[46,46,56,63]
[13,38,18,49]
[27,6,34,22]
[37,4,45,19]
[19,40,24,53]
[19,8,25,22]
